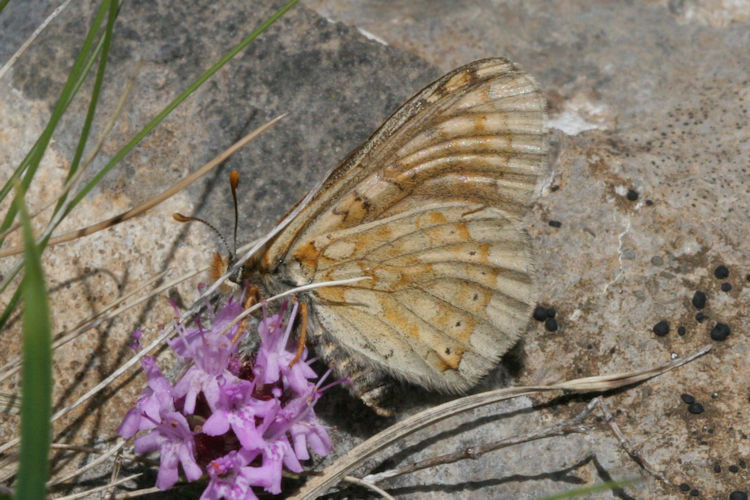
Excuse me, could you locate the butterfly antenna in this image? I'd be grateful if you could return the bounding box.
[173,212,233,260]
[229,170,240,254]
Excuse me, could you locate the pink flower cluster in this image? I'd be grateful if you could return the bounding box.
[118,297,334,499]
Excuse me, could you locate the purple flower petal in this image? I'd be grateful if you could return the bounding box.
[201,451,256,500]
[120,294,337,497]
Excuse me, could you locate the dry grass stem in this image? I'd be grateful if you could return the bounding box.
[0,0,74,81]
[598,398,665,481]
[291,345,711,498]
[54,473,144,500]
[215,276,371,341]
[0,114,285,258]
[0,269,175,384]
[342,476,396,500]
[0,59,140,242]
[362,397,600,485]
[47,439,125,486]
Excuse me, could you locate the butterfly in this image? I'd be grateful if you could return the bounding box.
[237,58,547,415]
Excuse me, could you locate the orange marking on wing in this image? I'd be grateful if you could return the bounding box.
[443,70,474,92]
[455,222,471,240]
[382,297,420,340]
[435,344,464,371]
[293,240,322,272]
[428,211,448,225]
[354,223,394,252]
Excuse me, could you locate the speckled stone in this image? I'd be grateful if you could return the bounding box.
[306,1,750,498]
[2,0,749,498]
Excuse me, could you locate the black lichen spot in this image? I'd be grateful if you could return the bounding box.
[721,282,732,292]
[548,220,562,228]
[653,320,670,336]
[729,492,748,500]
[710,322,730,341]
[688,402,704,414]
[678,326,686,336]
[626,189,639,201]
[714,264,729,279]
[681,393,695,404]
[729,464,740,473]
[546,307,556,319]
[692,291,707,309]
[679,483,690,492]
[544,318,558,332]
[696,312,707,323]
[532,306,547,322]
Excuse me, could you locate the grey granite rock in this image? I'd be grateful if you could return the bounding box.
[0,0,747,498]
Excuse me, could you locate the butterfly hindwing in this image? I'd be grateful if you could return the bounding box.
[259,58,547,400]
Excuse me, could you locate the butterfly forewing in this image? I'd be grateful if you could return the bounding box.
[257,58,547,405]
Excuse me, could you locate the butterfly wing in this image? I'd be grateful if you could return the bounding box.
[262,58,547,397]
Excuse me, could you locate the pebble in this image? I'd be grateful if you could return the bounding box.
[653,320,670,336]
[533,306,548,322]
[711,322,731,341]
[688,402,704,414]
[714,265,729,279]
[692,291,707,309]
[681,393,695,404]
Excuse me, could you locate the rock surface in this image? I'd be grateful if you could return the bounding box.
[1,0,748,498]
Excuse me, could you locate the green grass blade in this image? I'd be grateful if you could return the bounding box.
[67,0,300,210]
[536,478,638,500]
[0,16,109,317]
[0,286,21,332]
[53,0,117,214]
[0,30,105,319]
[0,0,111,235]
[1,0,298,324]
[15,183,53,500]
[0,0,9,15]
